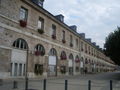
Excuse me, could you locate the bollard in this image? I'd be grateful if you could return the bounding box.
[88,80,91,90]
[43,79,46,90]
[25,77,28,90]
[13,81,18,89]
[110,80,113,90]
[65,80,68,90]
[0,79,3,86]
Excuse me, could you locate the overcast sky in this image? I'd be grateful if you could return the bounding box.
[44,0,120,48]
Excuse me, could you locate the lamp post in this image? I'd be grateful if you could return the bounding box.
[25,48,29,90]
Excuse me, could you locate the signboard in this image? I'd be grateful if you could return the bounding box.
[69,60,72,67]
[80,61,83,68]
[11,49,26,63]
[49,56,56,65]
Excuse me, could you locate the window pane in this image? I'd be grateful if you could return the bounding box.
[38,17,44,30]
[38,20,42,29]
[19,64,22,76]
[20,7,28,21]
[70,35,72,43]
[52,24,56,35]
[62,31,65,40]
[14,63,18,76]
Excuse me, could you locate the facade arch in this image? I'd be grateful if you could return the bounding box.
[11,38,28,77]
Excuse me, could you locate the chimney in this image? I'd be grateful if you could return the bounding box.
[31,0,45,7]
[69,25,77,32]
[79,33,85,38]
[55,14,64,22]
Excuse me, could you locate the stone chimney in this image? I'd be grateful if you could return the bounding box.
[55,14,64,22]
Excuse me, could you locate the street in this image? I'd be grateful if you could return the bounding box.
[0,71,120,90]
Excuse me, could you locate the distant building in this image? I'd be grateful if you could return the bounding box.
[0,0,115,78]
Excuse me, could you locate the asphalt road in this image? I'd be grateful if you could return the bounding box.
[0,71,120,90]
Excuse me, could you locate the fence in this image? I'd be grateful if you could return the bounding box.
[0,79,120,90]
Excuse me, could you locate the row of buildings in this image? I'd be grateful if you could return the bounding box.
[0,0,115,78]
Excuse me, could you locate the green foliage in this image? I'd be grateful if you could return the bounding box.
[104,27,120,65]
[38,29,44,34]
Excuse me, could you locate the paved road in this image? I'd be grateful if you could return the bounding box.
[0,71,120,90]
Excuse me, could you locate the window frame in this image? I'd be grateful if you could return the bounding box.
[19,7,28,21]
[38,17,44,30]
[62,30,65,40]
[52,24,56,36]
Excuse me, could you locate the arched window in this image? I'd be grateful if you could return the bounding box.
[60,51,67,60]
[75,55,80,63]
[12,38,28,49]
[81,57,84,62]
[34,44,45,56]
[91,60,94,65]
[49,48,57,56]
[85,58,88,64]
[88,59,90,63]
[69,53,73,60]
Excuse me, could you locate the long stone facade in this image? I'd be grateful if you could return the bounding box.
[0,0,115,79]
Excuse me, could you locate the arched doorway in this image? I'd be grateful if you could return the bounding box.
[69,53,74,75]
[11,38,28,77]
[48,48,57,76]
[75,55,80,73]
[85,58,88,73]
[80,57,84,74]
[60,51,67,75]
[34,44,45,76]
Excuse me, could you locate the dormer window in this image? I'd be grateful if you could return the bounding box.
[31,0,44,7]
[38,0,43,6]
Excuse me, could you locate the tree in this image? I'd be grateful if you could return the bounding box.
[104,27,120,65]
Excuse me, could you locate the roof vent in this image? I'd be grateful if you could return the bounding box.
[55,14,64,22]
[69,25,77,32]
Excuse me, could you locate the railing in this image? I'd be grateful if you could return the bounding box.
[0,79,120,90]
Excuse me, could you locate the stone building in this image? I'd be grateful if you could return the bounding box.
[0,0,115,78]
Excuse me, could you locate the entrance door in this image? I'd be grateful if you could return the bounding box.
[69,59,73,75]
[48,56,57,76]
[80,61,84,74]
[14,63,18,76]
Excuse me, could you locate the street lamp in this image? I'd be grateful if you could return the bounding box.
[25,46,29,90]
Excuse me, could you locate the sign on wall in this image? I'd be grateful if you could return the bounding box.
[11,49,27,63]
[49,56,56,65]
[69,60,72,67]
[80,61,83,68]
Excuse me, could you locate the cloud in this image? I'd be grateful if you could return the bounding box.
[44,0,120,48]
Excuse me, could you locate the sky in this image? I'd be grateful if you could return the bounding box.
[44,0,120,48]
